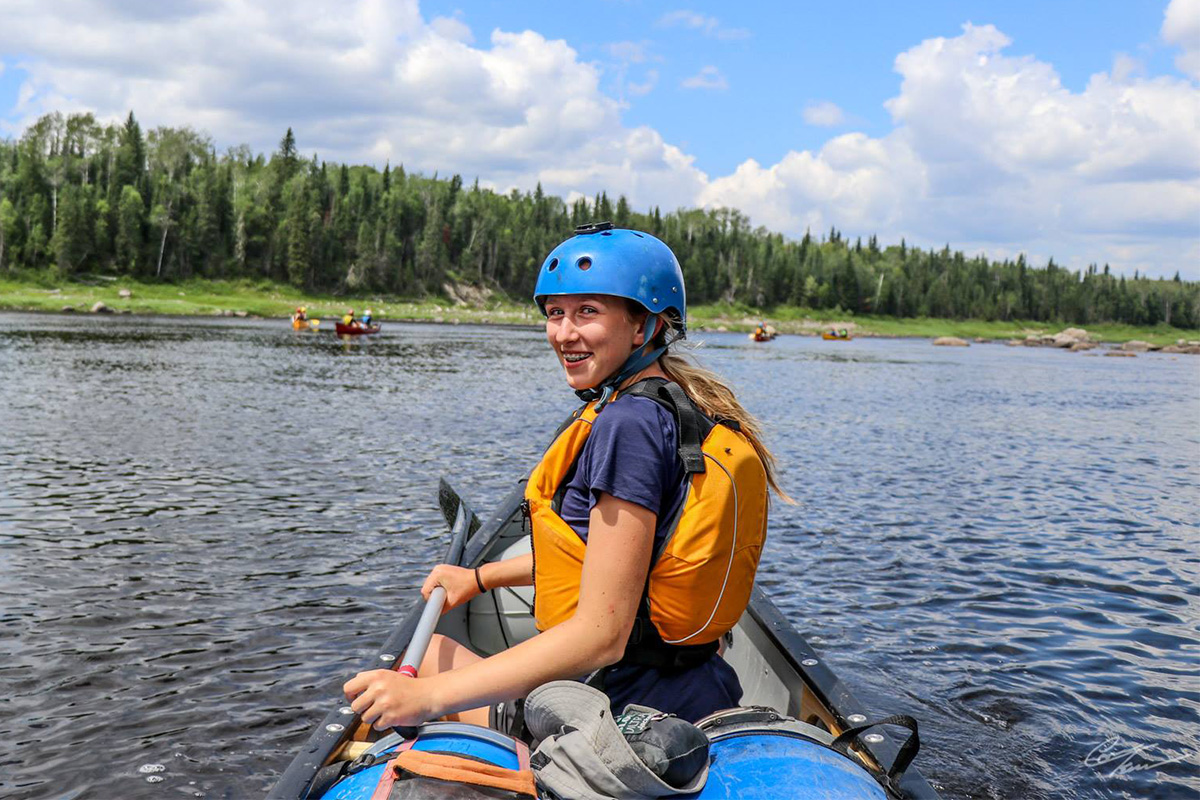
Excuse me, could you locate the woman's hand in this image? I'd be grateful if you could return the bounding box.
[421,564,480,612]
[343,670,436,730]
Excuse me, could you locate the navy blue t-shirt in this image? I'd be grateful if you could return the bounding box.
[555,393,743,723]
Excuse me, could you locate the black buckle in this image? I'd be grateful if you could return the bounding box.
[574,221,614,235]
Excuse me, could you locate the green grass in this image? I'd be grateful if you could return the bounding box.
[1,275,1196,345]
[0,274,541,326]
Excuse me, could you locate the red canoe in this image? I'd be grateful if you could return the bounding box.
[335,322,382,336]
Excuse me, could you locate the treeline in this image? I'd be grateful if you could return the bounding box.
[1,111,1197,328]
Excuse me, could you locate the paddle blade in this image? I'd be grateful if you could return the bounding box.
[438,478,481,541]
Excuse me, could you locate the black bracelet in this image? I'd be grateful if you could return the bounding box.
[474,566,487,594]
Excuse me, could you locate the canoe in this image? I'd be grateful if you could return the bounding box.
[293,318,321,330]
[271,479,939,799]
[336,322,381,336]
[822,332,851,341]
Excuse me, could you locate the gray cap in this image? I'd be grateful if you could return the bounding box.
[525,681,710,799]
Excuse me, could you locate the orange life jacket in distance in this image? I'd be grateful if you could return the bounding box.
[525,379,768,647]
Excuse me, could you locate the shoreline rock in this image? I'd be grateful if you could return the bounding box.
[933,336,969,347]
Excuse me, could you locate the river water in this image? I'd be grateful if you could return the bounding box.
[0,312,1196,800]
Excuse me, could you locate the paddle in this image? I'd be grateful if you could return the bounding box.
[389,480,480,738]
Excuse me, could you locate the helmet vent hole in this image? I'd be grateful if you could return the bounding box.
[577,257,592,271]
[631,232,644,238]
[547,258,559,272]
[601,231,612,236]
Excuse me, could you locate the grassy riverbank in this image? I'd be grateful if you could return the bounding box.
[2,275,1197,345]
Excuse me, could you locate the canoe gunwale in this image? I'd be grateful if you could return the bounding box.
[745,591,939,799]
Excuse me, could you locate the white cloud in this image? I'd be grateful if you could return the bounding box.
[657,10,750,41]
[605,40,650,64]
[802,101,846,127]
[1162,0,1200,79]
[701,22,1200,277]
[604,40,659,101]
[627,69,658,97]
[429,14,473,44]
[681,65,728,90]
[0,0,706,212]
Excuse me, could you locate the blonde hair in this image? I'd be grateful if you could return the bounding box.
[634,308,791,503]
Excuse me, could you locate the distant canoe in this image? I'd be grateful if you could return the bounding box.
[822,331,851,341]
[335,322,381,336]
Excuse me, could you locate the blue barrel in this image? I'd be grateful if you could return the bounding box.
[693,732,888,799]
[322,723,520,800]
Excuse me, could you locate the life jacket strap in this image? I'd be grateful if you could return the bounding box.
[623,378,710,474]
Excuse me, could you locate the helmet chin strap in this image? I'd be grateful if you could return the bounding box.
[575,316,666,412]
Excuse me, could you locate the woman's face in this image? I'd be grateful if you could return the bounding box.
[543,295,646,391]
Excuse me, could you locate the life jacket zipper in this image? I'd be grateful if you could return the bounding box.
[521,498,536,608]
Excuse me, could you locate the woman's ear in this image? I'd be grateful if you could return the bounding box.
[632,314,663,347]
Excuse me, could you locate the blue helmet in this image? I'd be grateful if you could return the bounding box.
[534,223,686,335]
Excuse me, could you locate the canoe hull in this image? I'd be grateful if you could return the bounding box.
[335,322,381,335]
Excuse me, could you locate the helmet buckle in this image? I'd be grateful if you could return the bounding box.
[573,221,614,235]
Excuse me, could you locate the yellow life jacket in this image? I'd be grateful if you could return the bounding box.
[526,379,768,649]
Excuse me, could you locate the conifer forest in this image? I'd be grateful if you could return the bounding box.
[2,111,1196,328]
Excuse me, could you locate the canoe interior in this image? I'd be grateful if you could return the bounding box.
[437,523,828,728]
[269,480,939,799]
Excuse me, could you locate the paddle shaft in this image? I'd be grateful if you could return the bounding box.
[395,586,446,677]
[395,498,469,678]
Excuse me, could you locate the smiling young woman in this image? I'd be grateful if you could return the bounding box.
[344,223,788,734]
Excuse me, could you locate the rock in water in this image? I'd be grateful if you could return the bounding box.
[1052,328,1091,348]
[933,337,969,347]
[91,301,111,313]
[1121,340,1155,352]
[1105,351,1137,357]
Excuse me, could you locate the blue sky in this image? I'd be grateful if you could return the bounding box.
[0,0,1197,277]
[417,0,1182,176]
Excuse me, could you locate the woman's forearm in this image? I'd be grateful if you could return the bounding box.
[477,552,533,590]
[425,616,615,717]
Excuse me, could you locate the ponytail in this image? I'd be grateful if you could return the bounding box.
[654,317,792,503]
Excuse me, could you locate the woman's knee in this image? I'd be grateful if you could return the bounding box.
[419,633,478,676]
